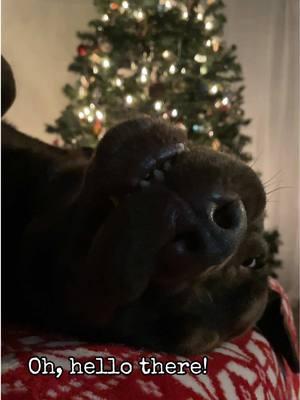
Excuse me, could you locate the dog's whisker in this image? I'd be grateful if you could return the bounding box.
[262,170,282,186]
[250,151,263,168]
[266,186,294,196]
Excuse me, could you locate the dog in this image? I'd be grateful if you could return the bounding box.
[2,56,299,372]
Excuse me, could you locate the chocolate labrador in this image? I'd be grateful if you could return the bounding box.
[2,56,298,372]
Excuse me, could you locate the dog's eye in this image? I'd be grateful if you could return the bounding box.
[242,257,265,269]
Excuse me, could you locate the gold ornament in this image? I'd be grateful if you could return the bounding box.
[212,37,220,52]
[212,139,221,151]
[89,53,102,64]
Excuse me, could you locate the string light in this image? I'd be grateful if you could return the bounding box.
[181,67,186,74]
[84,106,90,115]
[197,12,204,21]
[122,1,129,9]
[215,100,221,108]
[164,1,172,10]
[205,20,214,31]
[90,103,96,110]
[169,64,176,74]
[102,14,109,22]
[87,115,94,123]
[133,9,145,21]
[182,10,188,20]
[162,113,169,119]
[79,87,87,98]
[162,50,171,59]
[93,65,99,74]
[194,4,204,21]
[208,130,214,137]
[115,77,123,87]
[194,54,207,63]
[102,58,111,69]
[171,109,178,117]
[222,97,229,105]
[206,39,212,47]
[96,110,104,120]
[200,65,208,75]
[154,100,163,111]
[209,84,219,95]
[125,94,133,105]
[140,75,147,83]
[78,111,85,119]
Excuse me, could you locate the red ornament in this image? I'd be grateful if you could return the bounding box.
[110,2,119,10]
[77,44,88,57]
[93,119,103,136]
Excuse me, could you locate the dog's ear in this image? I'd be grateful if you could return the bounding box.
[256,287,299,373]
[1,55,16,117]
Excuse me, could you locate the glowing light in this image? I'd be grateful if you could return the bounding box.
[182,10,188,20]
[102,14,109,22]
[162,113,169,119]
[87,115,94,123]
[171,109,178,117]
[141,67,148,75]
[96,110,104,120]
[90,103,96,110]
[78,111,85,119]
[79,87,86,98]
[134,9,145,21]
[122,1,129,9]
[140,74,148,83]
[222,97,229,106]
[125,94,133,105]
[200,65,208,75]
[102,58,110,69]
[206,39,212,47]
[209,84,218,95]
[208,130,214,137]
[154,101,163,111]
[165,1,172,9]
[115,78,123,87]
[205,21,214,30]
[215,100,221,108]
[181,67,186,74]
[93,65,99,74]
[162,50,171,59]
[197,13,204,21]
[169,64,176,74]
[194,54,207,63]
[84,107,90,115]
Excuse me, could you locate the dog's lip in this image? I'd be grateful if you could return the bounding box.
[107,142,186,199]
[135,142,185,188]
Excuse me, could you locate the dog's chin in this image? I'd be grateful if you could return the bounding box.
[168,290,269,357]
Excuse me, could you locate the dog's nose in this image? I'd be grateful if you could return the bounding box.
[199,196,247,264]
[158,194,247,281]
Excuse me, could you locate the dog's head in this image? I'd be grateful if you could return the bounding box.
[64,117,269,355]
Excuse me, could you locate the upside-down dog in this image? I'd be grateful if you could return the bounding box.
[2,56,298,372]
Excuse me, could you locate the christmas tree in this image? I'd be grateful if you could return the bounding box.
[47,0,281,273]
